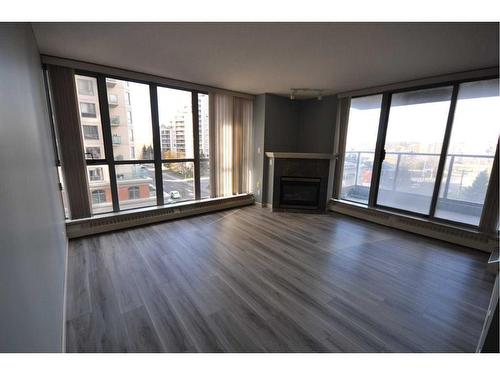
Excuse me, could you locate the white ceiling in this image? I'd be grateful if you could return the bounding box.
[32,23,499,97]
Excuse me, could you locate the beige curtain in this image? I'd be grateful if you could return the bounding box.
[212,94,253,197]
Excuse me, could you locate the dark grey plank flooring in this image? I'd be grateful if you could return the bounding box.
[65,205,495,352]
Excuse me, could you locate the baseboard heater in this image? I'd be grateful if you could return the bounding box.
[65,194,254,239]
[328,198,497,253]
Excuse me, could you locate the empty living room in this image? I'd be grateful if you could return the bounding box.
[0,1,499,374]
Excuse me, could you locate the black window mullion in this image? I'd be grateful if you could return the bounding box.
[150,84,164,206]
[192,91,201,200]
[85,158,108,165]
[479,142,499,232]
[97,75,119,212]
[161,158,195,163]
[113,159,155,165]
[429,84,459,218]
[368,93,391,207]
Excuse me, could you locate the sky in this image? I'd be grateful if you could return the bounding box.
[345,91,500,156]
[124,82,193,154]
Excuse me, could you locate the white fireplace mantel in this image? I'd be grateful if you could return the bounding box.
[265,152,333,160]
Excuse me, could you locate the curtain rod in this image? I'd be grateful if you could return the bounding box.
[41,54,255,100]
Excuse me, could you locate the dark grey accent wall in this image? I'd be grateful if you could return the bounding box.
[0,24,67,352]
[252,95,266,203]
[263,94,300,152]
[297,95,337,153]
[253,93,338,204]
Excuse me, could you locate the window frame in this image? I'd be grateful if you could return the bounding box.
[91,189,106,204]
[82,124,99,140]
[74,68,209,215]
[88,166,104,182]
[79,102,97,118]
[128,186,140,200]
[76,77,95,96]
[336,74,500,231]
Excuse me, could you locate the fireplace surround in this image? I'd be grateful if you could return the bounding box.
[265,152,332,213]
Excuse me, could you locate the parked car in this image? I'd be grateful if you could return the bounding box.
[170,190,181,199]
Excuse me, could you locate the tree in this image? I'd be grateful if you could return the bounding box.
[146,145,153,159]
[141,144,154,159]
[464,170,489,202]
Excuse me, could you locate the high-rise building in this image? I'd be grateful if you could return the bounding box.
[75,76,153,212]
[198,95,209,158]
[159,104,193,158]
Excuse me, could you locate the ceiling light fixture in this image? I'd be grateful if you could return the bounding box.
[290,88,328,100]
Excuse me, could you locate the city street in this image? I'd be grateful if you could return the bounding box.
[145,166,210,202]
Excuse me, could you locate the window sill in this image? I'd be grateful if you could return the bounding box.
[65,194,254,238]
[329,198,498,253]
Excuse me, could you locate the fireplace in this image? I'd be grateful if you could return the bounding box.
[279,177,321,210]
[265,152,331,213]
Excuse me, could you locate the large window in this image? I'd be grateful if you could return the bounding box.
[198,93,211,198]
[340,95,382,204]
[50,68,224,219]
[162,162,195,203]
[76,75,112,215]
[87,166,112,214]
[158,87,194,159]
[158,87,196,204]
[75,75,106,161]
[435,79,500,225]
[105,78,156,210]
[116,164,156,210]
[338,77,499,228]
[106,78,153,162]
[377,86,453,214]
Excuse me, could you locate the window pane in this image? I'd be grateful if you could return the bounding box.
[158,87,194,159]
[75,75,105,160]
[116,164,156,210]
[87,165,113,214]
[340,95,382,204]
[162,162,195,203]
[200,160,211,199]
[435,79,500,225]
[198,93,210,159]
[198,93,211,198]
[106,78,154,161]
[377,86,453,214]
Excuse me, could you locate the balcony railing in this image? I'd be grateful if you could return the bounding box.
[341,150,494,224]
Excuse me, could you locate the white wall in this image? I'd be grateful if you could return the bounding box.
[0,23,67,352]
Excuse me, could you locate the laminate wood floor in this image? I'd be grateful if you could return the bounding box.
[66,205,495,352]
